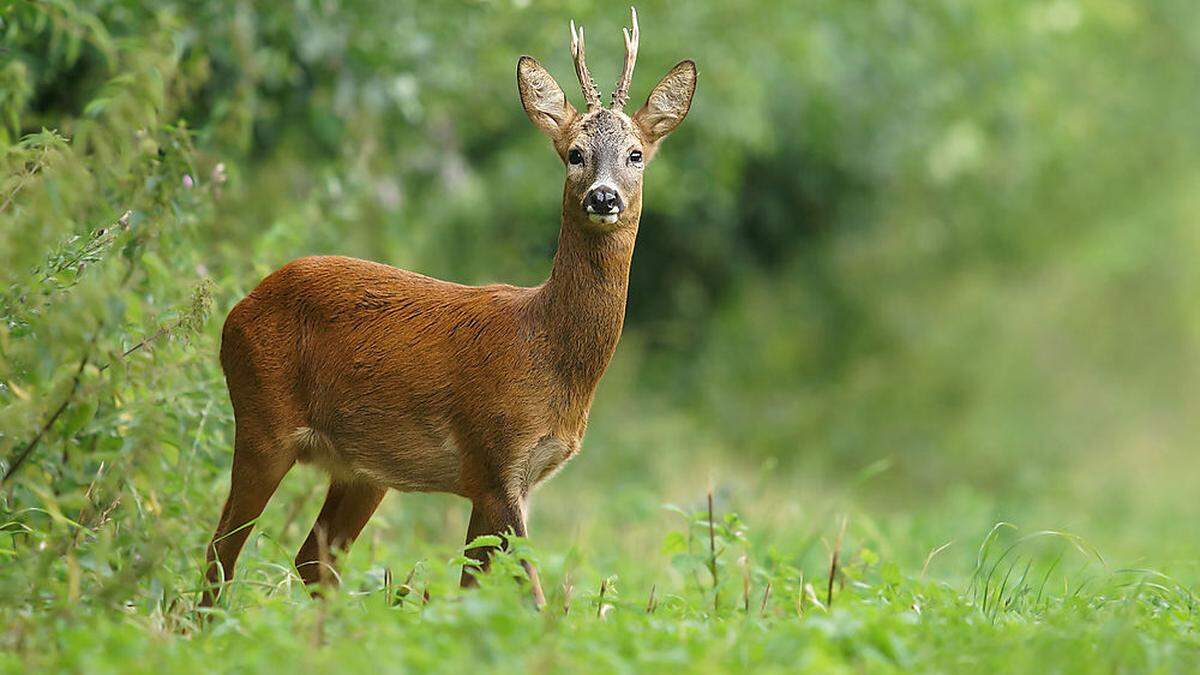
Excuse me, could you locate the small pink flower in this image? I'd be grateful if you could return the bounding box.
[182,174,195,189]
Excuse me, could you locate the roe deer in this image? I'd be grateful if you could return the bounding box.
[202,7,695,608]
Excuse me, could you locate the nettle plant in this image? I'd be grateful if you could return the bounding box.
[1,5,225,597]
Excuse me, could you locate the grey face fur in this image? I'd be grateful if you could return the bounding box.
[568,109,644,226]
[516,54,697,231]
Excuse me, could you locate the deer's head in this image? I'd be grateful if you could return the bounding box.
[517,8,696,231]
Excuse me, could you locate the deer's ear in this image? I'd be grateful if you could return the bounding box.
[633,60,697,145]
[517,56,577,139]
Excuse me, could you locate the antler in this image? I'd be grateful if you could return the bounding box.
[610,7,639,110]
[570,20,603,111]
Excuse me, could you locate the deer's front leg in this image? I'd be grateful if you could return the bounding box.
[460,493,546,609]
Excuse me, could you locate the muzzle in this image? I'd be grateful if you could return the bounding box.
[584,185,623,224]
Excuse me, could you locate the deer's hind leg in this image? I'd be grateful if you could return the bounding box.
[294,479,387,588]
[202,425,294,607]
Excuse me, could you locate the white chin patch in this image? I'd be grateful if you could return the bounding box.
[588,213,620,225]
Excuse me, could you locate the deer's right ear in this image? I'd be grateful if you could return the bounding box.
[517,56,577,139]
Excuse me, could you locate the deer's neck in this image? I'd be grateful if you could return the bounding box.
[534,212,639,396]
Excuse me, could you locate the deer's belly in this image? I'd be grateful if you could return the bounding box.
[292,425,463,494]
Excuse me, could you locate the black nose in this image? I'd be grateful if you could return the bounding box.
[585,186,623,214]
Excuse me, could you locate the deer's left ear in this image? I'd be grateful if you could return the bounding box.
[517,56,578,140]
[633,60,697,145]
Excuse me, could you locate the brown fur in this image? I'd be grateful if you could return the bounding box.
[202,16,696,609]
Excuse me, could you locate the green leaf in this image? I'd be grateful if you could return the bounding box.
[465,534,503,550]
[59,399,97,438]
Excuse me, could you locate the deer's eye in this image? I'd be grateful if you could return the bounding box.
[568,148,584,165]
[629,150,643,164]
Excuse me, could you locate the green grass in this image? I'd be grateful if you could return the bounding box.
[2,473,1200,672]
[4,438,1200,674]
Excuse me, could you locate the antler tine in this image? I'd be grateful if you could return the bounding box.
[610,7,640,110]
[570,19,603,111]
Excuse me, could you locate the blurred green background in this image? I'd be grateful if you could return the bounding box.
[1,0,1199,668]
